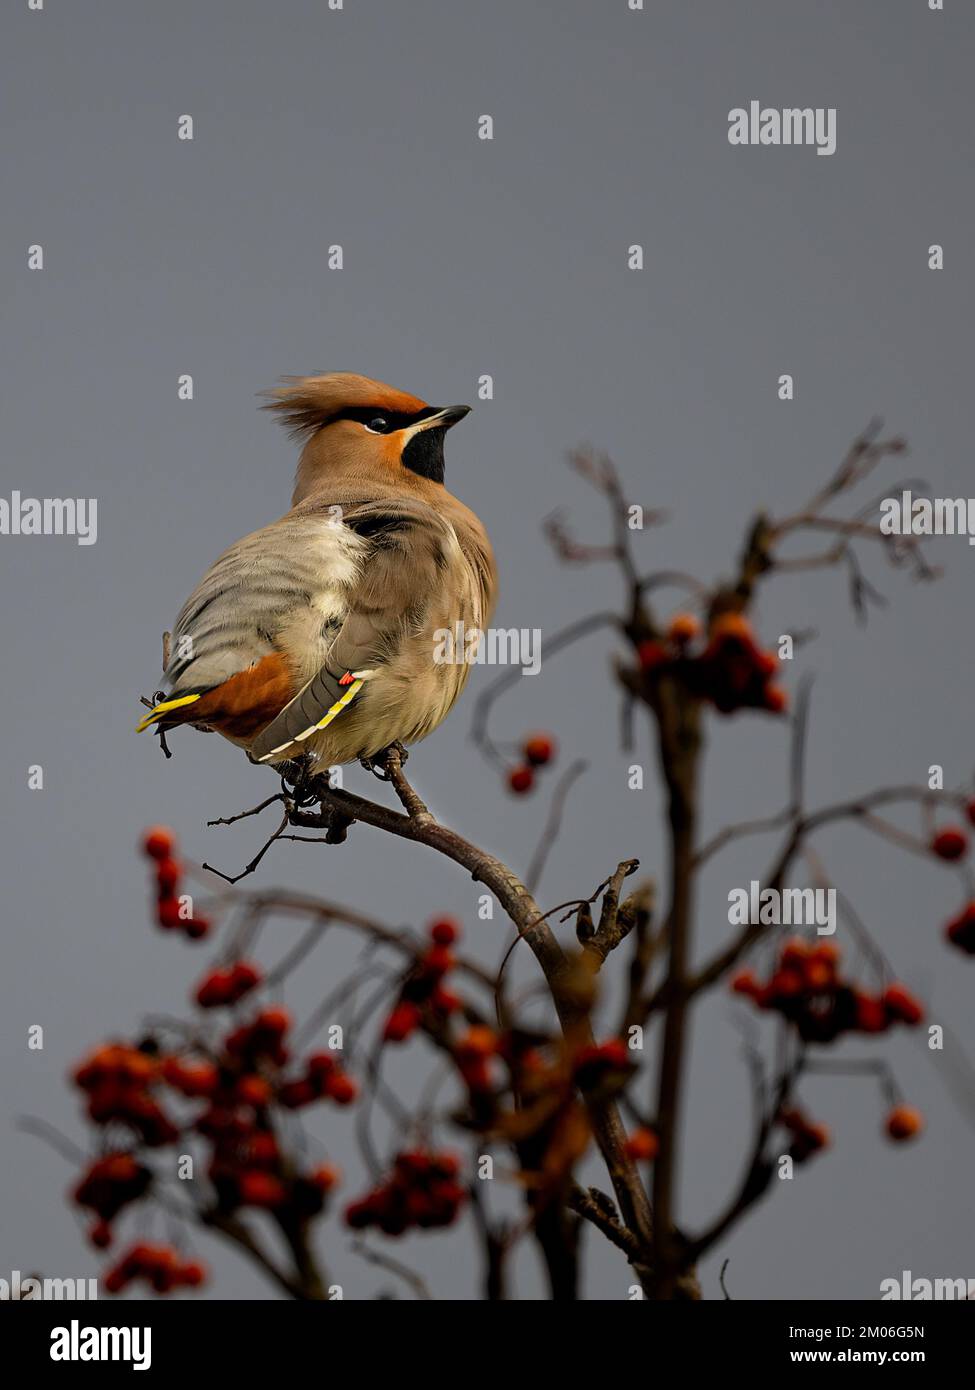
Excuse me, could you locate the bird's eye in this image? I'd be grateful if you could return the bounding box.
[365,416,390,434]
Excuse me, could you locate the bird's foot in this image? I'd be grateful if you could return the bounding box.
[359,741,408,780]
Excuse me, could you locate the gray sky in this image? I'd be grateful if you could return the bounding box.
[1,0,973,1300]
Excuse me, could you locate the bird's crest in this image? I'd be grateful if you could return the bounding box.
[261,373,429,442]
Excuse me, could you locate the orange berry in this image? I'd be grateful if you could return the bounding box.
[763,685,788,714]
[456,1026,497,1058]
[885,1104,924,1142]
[730,969,760,997]
[667,613,700,646]
[523,733,556,767]
[142,827,175,861]
[624,1127,659,1162]
[309,1164,340,1193]
[709,612,754,644]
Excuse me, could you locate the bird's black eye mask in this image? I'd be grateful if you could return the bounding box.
[333,405,442,435]
[331,404,449,482]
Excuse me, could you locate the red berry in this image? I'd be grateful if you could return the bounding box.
[383,1001,420,1042]
[637,639,671,672]
[431,985,461,1014]
[945,902,975,954]
[931,827,968,861]
[236,1074,272,1107]
[255,1007,290,1038]
[803,1122,831,1154]
[523,733,555,767]
[326,1072,358,1106]
[854,993,889,1034]
[882,983,924,1027]
[229,961,262,999]
[599,1039,630,1069]
[779,938,810,970]
[429,917,460,946]
[157,898,184,929]
[424,943,454,977]
[279,1079,315,1109]
[730,969,760,997]
[156,859,182,891]
[195,969,233,1008]
[238,1171,287,1207]
[179,1260,206,1288]
[142,827,175,861]
[89,1220,113,1249]
[508,765,534,794]
[245,1132,280,1167]
[306,1051,336,1079]
[183,917,211,941]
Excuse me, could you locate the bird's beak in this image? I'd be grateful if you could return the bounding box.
[418,404,471,432]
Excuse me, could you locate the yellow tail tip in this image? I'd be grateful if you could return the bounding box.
[136,693,201,733]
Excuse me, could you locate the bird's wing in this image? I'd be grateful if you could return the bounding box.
[249,497,459,763]
[137,513,363,732]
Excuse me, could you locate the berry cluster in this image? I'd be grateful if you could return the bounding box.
[141,827,211,939]
[72,1043,179,1147]
[345,1151,464,1236]
[72,1153,152,1247]
[382,918,462,1042]
[194,960,262,1008]
[279,1051,358,1109]
[945,902,975,955]
[731,940,924,1044]
[507,733,556,795]
[104,1243,206,1295]
[639,611,787,716]
[211,1152,339,1216]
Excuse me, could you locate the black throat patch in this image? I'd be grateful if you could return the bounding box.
[402,426,446,483]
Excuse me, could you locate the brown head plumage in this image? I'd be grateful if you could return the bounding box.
[263,372,471,503]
